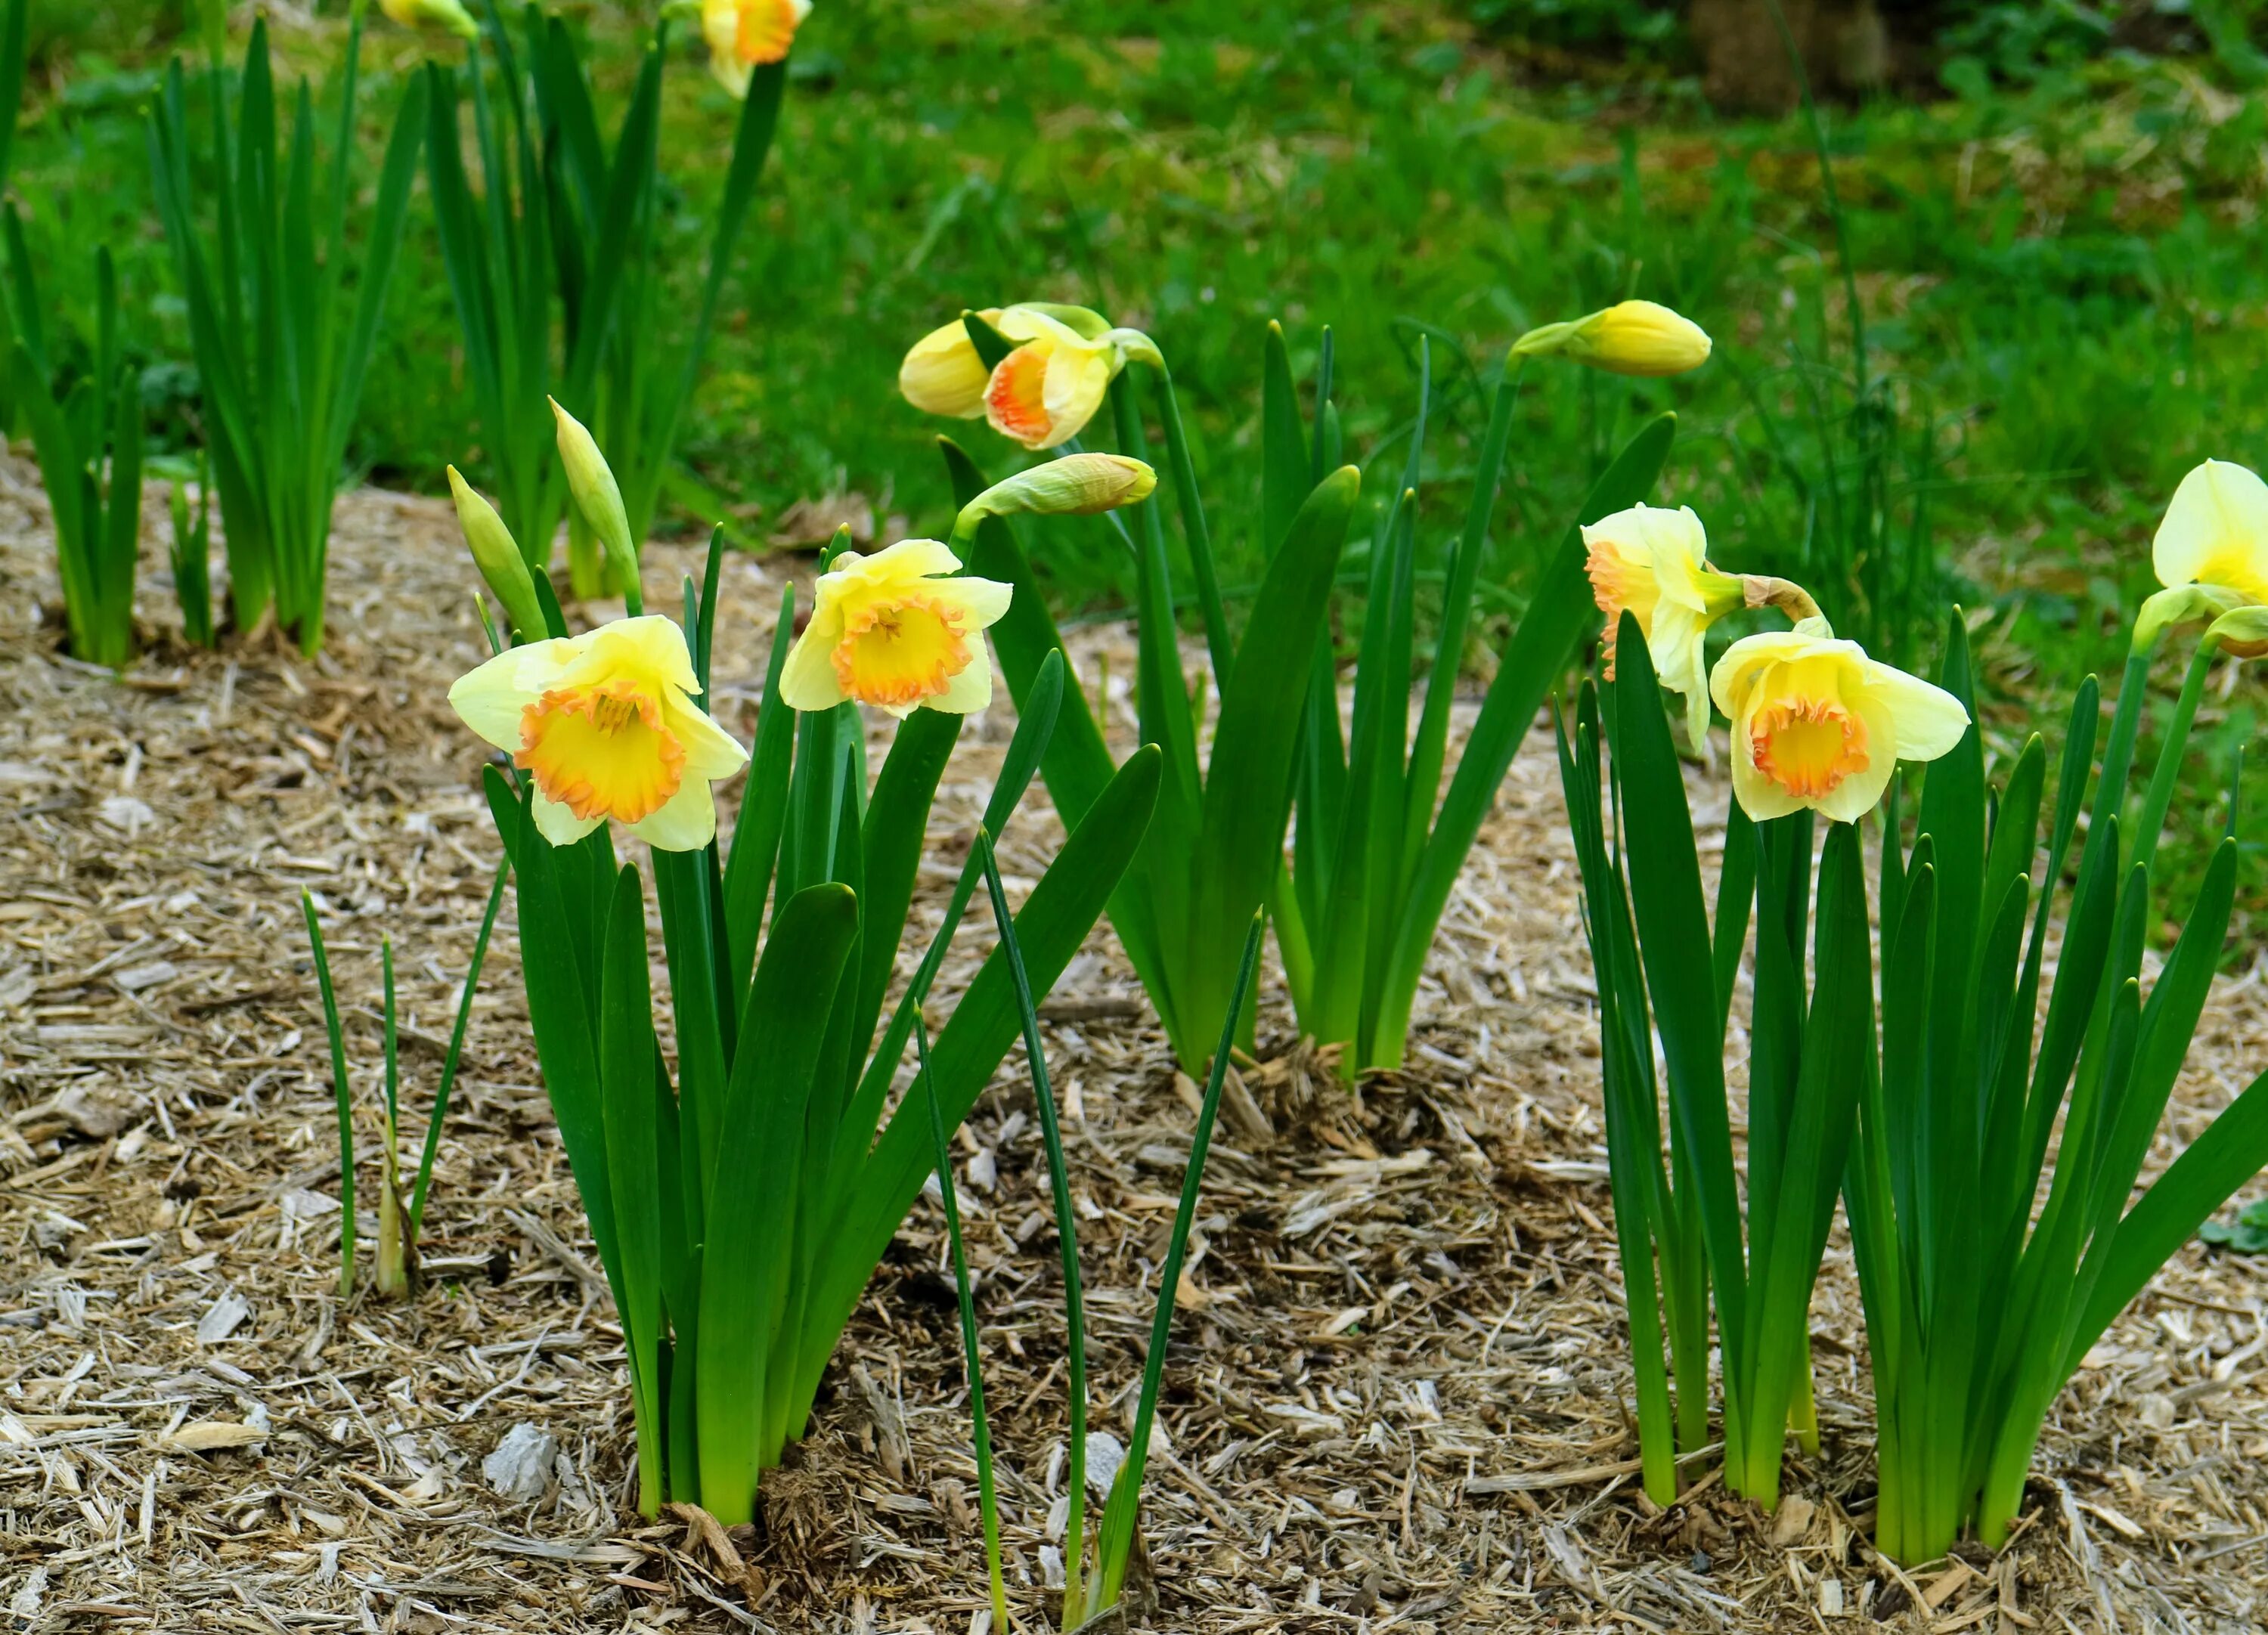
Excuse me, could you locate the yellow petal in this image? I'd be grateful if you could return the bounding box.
[2152,459,2268,601]
[665,694,751,782]
[530,790,606,847]
[629,776,720,852]
[900,313,1001,420]
[779,599,849,712]
[448,637,577,751]
[928,643,995,714]
[1859,659,1969,763]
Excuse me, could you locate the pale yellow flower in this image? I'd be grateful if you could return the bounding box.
[380,0,478,39]
[702,0,811,98]
[1709,626,1968,825]
[2136,460,2268,652]
[900,305,1161,451]
[1582,503,1743,751]
[779,539,1012,717]
[1514,300,1713,378]
[449,615,748,850]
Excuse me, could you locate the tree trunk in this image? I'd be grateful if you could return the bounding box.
[1688,0,1891,113]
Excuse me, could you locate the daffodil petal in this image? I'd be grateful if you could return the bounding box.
[1861,661,1970,763]
[448,637,577,751]
[900,314,999,419]
[928,645,995,714]
[530,790,606,847]
[629,776,720,852]
[667,697,752,782]
[778,603,849,712]
[2154,459,2268,598]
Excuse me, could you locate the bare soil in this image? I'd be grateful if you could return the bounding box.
[4,468,2267,1633]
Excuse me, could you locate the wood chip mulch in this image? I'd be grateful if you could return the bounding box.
[4,460,2268,1632]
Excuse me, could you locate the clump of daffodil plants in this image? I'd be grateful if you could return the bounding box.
[1560,458,2268,1564]
[147,8,425,652]
[444,408,1159,1523]
[422,0,792,600]
[899,297,1706,1076]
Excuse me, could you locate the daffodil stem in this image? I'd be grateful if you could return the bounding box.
[301,893,356,1300]
[2133,638,2216,875]
[1147,361,1233,686]
[916,1015,1011,1635]
[410,858,508,1236]
[978,833,1087,1622]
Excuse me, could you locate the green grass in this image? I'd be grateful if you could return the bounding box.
[12,1,2268,915]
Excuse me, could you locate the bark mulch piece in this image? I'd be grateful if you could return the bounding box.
[2,463,2266,1630]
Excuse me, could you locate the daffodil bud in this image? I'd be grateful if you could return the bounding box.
[2204,605,2268,659]
[549,398,638,600]
[956,454,1158,537]
[379,0,479,39]
[2133,583,2245,656]
[1512,300,1712,378]
[448,466,547,642]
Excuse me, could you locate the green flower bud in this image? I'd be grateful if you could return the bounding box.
[953,454,1157,540]
[549,398,638,600]
[448,466,547,642]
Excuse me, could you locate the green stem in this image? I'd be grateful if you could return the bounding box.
[916,1017,1010,1635]
[978,832,1087,1621]
[2132,639,2216,875]
[410,859,509,1235]
[301,893,356,1299]
[1147,360,1233,688]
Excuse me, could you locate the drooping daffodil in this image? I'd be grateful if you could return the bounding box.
[1582,503,1745,751]
[1513,300,1712,378]
[449,615,748,850]
[702,0,811,97]
[2135,459,2268,655]
[379,0,478,39]
[898,305,1162,451]
[1709,623,1969,825]
[779,539,1012,717]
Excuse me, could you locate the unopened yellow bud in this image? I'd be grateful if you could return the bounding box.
[380,0,479,39]
[2204,605,2268,660]
[956,454,1157,537]
[548,398,637,601]
[1513,300,1712,378]
[448,466,547,642]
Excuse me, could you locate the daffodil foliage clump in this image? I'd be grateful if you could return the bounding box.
[440,413,1160,1522]
[1562,461,2268,1564]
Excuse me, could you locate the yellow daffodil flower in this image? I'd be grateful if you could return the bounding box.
[1582,503,1745,751]
[899,305,1162,451]
[1514,300,1713,378]
[2135,459,2268,653]
[779,539,1012,717]
[449,615,748,850]
[702,0,811,98]
[1709,624,1968,824]
[379,0,478,39]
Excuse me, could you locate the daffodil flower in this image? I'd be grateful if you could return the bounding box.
[1709,624,1968,824]
[779,539,1012,717]
[380,0,478,39]
[702,0,811,98]
[2134,459,2268,654]
[1513,300,1713,378]
[1582,503,1745,751]
[898,305,1162,451]
[450,615,748,851]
